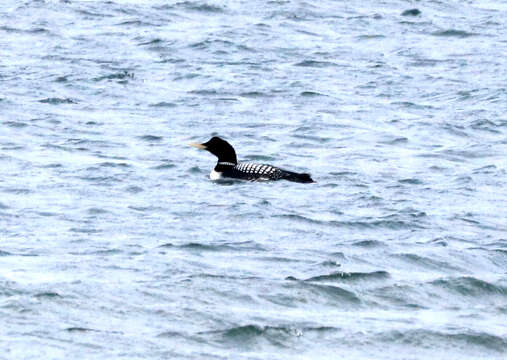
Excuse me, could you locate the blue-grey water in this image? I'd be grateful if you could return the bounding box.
[1,1,506,359]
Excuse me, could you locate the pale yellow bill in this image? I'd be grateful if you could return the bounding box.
[189,142,206,149]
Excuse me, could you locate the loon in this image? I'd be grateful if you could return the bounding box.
[189,136,314,183]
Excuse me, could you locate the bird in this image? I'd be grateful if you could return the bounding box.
[189,136,314,183]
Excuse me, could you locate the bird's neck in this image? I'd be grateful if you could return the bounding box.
[214,148,237,169]
[214,161,236,172]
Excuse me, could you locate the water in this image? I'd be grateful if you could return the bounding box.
[1,0,506,358]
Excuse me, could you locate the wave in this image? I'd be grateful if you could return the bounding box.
[430,276,507,297]
[283,279,361,304]
[203,324,338,345]
[380,328,506,353]
[392,253,461,271]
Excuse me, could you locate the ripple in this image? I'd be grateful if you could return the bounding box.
[303,271,390,282]
[470,119,502,133]
[87,207,109,215]
[300,91,325,97]
[34,292,62,299]
[93,71,134,82]
[398,178,423,185]
[380,137,408,145]
[138,135,163,142]
[294,60,337,68]
[152,162,176,170]
[66,327,99,332]
[188,166,204,174]
[160,1,225,13]
[275,214,423,230]
[357,34,385,40]
[239,91,269,98]
[472,164,497,174]
[352,240,386,248]
[391,101,434,110]
[2,188,31,194]
[69,227,102,234]
[70,249,122,256]
[75,9,113,18]
[78,175,120,183]
[99,162,131,168]
[39,98,77,104]
[125,185,144,194]
[138,38,163,46]
[188,89,219,95]
[159,241,265,252]
[431,29,478,38]
[5,121,28,128]
[117,20,153,27]
[128,205,162,212]
[0,26,51,34]
[37,211,57,217]
[401,9,421,16]
[149,102,177,108]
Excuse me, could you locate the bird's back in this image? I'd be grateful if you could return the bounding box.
[223,162,313,183]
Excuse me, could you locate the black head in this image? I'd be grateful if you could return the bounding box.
[189,136,237,165]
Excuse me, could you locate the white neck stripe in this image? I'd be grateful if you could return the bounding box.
[218,162,236,166]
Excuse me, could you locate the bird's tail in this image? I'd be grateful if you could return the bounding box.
[281,170,315,183]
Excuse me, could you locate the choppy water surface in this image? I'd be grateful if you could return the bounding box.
[1,0,506,358]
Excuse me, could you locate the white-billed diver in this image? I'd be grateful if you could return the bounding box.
[190,136,314,183]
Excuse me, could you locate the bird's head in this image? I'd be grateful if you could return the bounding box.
[189,136,238,165]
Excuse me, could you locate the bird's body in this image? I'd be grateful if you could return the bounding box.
[211,162,304,182]
[190,137,314,183]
